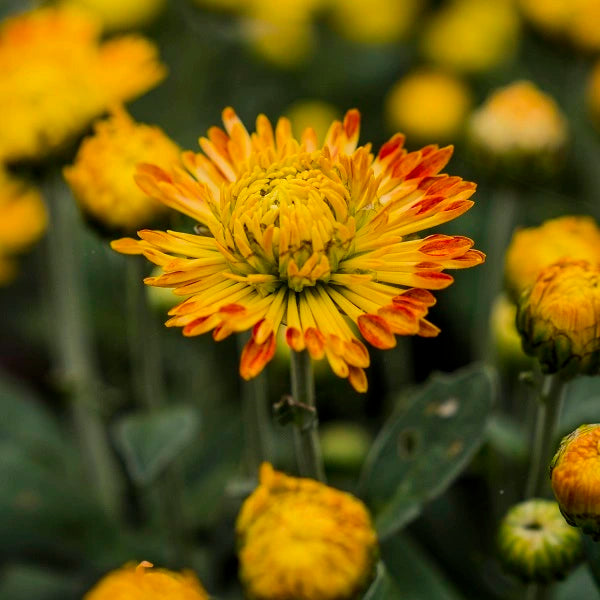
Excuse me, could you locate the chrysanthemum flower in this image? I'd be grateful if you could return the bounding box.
[112,108,484,391]
[516,260,600,378]
[505,216,600,299]
[0,7,165,164]
[64,106,180,234]
[551,424,600,539]
[0,168,47,285]
[84,561,209,600]
[236,463,378,600]
[497,499,582,583]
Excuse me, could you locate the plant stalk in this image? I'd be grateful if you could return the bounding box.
[290,349,325,482]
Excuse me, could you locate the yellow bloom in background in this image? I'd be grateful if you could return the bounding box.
[64,106,180,234]
[489,294,531,369]
[516,260,600,378]
[421,0,519,74]
[0,7,165,164]
[519,0,600,52]
[59,0,167,30]
[285,100,340,145]
[328,0,423,45]
[551,424,600,539]
[113,107,484,391]
[84,561,209,599]
[468,81,568,177]
[504,216,600,299]
[236,463,378,600]
[385,70,473,144]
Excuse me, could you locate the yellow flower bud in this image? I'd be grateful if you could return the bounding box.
[64,106,180,234]
[320,422,371,471]
[504,216,600,300]
[468,81,568,178]
[285,100,340,146]
[385,69,472,143]
[497,499,582,583]
[551,424,600,539]
[59,0,166,31]
[84,561,209,600]
[516,260,600,378]
[236,463,378,600]
[489,294,531,370]
[421,0,519,74]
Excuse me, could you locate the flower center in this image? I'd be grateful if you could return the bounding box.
[223,152,357,292]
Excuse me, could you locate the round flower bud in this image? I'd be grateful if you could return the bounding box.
[320,422,371,471]
[84,561,209,600]
[497,499,582,583]
[551,424,600,539]
[516,260,600,378]
[59,0,166,31]
[385,69,472,144]
[468,81,568,179]
[489,294,531,370]
[421,0,520,74]
[64,106,180,235]
[236,463,378,600]
[505,216,600,300]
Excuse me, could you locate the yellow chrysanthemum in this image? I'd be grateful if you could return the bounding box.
[84,561,209,600]
[64,106,180,234]
[489,294,531,369]
[551,424,600,539]
[236,463,378,600]
[385,70,473,143]
[113,108,484,392]
[329,0,423,45]
[519,0,600,52]
[504,216,600,299]
[286,100,340,145]
[59,0,166,31]
[516,260,600,378]
[421,0,519,74]
[0,7,165,163]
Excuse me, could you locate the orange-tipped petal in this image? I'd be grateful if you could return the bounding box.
[358,314,396,349]
[240,332,276,379]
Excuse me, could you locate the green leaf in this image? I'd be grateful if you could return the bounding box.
[360,365,496,539]
[113,405,200,485]
[362,563,401,600]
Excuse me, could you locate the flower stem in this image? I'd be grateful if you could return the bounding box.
[290,349,325,482]
[44,166,122,521]
[525,373,566,499]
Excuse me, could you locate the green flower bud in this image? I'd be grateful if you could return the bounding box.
[497,499,582,583]
[516,259,600,379]
[320,422,371,471]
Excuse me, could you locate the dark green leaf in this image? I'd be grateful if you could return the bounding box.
[362,563,402,600]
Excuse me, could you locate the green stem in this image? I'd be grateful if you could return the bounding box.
[237,333,271,477]
[525,373,566,499]
[44,167,122,520]
[290,350,325,482]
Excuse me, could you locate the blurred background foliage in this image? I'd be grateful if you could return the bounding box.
[2,0,600,598]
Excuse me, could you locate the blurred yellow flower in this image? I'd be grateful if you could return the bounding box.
[112,107,484,391]
[59,0,166,30]
[385,70,472,143]
[516,260,600,378]
[236,463,378,600]
[64,106,180,234]
[421,0,519,74]
[489,294,531,369]
[468,81,567,176]
[551,424,600,539]
[329,0,423,45]
[504,216,600,299]
[519,0,600,52]
[286,100,340,144]
[0,7,165,163]
[84,561,209,600]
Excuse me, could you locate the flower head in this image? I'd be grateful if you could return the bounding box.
[421,0,520,74]
[113,107,483,391]
[551,424,600,539]
[0,7,165,163]
[236,463,378,600]
[497,499,582,583]
[84,561,209,600]
[385,70,472,143]
[59,0,166,31]
[516,260,600,378]
[64,106,180,234]
[468,81,568,177]
[505,216,600,299]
